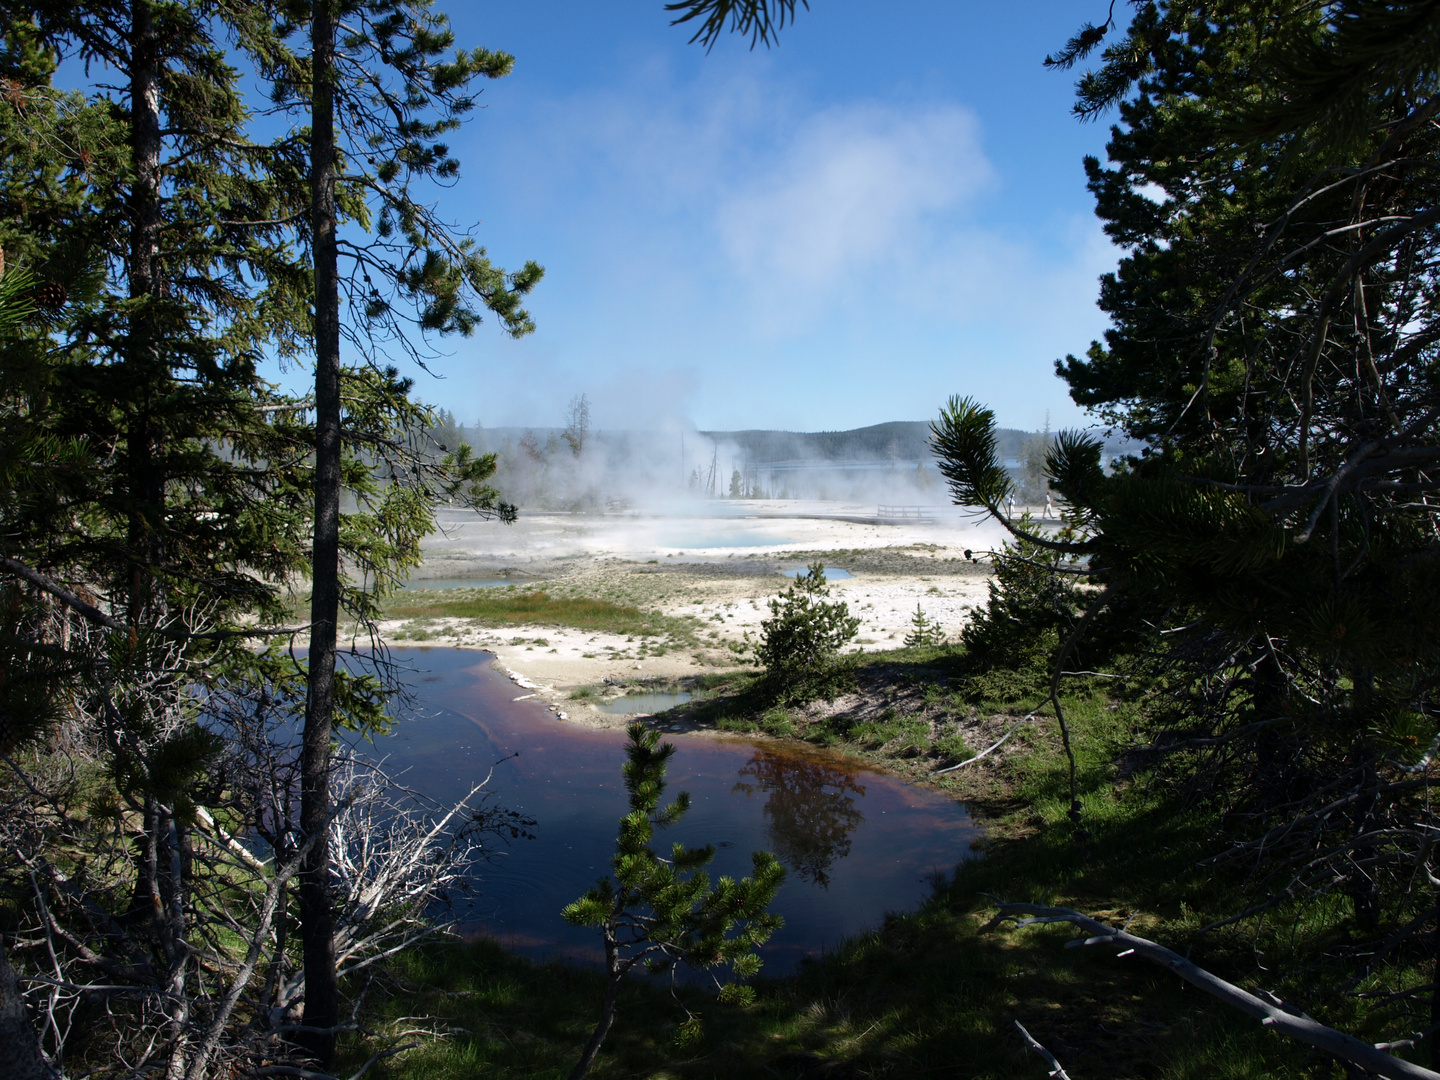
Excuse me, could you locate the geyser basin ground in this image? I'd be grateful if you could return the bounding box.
[370,647,979,973]
[390,500,1043,704]
[400,576,513,590]
[422,499,1015,567]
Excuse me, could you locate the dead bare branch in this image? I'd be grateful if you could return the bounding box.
[986,901,1440,1080]
[1013,1019,1074,1079]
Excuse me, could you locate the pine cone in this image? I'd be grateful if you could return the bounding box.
[33,282,67,310]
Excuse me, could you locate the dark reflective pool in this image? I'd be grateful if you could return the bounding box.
[597,691,693,715]
[366,648,977,973]
[781,567,853,580]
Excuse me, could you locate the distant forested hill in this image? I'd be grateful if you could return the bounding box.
[701,421,922,462]
[461,420,1139,465]
[701,421,1040,463]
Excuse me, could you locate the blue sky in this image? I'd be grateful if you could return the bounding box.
[369,3,1123,434]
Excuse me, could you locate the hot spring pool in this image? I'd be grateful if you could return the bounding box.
[661,531,795,549]
[597,691,693,715]
[363,648,978,973]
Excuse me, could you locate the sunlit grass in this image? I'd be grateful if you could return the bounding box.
[384,588,697,639]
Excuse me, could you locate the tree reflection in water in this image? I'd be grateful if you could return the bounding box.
[733,750,866,888]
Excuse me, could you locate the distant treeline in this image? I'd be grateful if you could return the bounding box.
[424,414,1144,507]
[699,420,1025,464]
[448,420,1140,465]
[704,421,1140,466]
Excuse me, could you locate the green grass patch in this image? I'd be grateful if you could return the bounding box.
[385,589,695,638]
[756,707,796,738]
[846,709,929,752]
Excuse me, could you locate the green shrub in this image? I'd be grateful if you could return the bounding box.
[749,563,860,703]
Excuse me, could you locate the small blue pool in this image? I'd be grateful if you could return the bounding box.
[598,692,693,715]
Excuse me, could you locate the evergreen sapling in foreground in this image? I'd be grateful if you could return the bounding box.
[563,722,784,1080]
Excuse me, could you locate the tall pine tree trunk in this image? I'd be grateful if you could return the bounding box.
[569,936,622,1080]
[298,0,341,1065]
[126,0,164,625]
[123,0,180,947]
[0,939,55,1080]
[1432,893,1440,1069]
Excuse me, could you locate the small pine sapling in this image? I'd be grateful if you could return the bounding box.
[904,603,946,648]
[749,562,861,702]
[563,722,784,1080]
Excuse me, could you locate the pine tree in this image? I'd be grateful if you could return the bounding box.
[750,563,861,702]
[903,602,946,648]
[0,3,327,964]
[563,723,784,1080]
[266,1,542,1060]
[930,1,1440,1048]
[1037,2,1440,711]
[0,4,528,1070]
[0,8,315,626]
[0,9,321,1075]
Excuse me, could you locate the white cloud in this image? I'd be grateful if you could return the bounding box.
[449,57,1118,431]
[718,104,991,289]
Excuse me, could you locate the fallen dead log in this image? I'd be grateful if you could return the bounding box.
[985,901,1440,1080]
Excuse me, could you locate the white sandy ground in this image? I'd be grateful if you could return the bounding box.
[379,501,1058,728]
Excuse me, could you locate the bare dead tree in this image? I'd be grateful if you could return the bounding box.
[0,625,520,1080]
[562,393,591,459]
